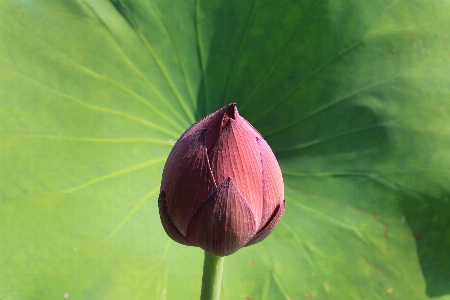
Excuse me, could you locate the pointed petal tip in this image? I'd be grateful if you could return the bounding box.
[185,178,257,256]
[221,103,238,129]
[225,103,238,119]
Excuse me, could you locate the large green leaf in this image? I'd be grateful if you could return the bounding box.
[1,0,450,299]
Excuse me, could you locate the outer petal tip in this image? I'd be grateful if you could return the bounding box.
[185,178,257,256]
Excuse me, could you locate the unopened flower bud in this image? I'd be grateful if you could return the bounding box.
[158,103,285,256]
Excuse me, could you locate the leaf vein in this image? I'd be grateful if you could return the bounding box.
[240,1,318,112]
[221,0,259,106]
[64,157,166,194]
[136,30,195,124]
[6,9,186,132]
[274,123,386,153]
[106,186,159,238]
[19,134,175,145]
[146,0,197,115]
[14,71,180,138]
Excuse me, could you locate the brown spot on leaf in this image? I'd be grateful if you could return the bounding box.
[372,214,380,220]
[383,223,390,238]
[305,292,314,298]
[415,233,421,241]
[355,206,368,213]
[387,287,394,294]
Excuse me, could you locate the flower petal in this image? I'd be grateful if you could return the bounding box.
[160,129,216,235]
[233,106,263,139]
[158,192,193,246]
[179,103,236,151]
[257,138,284,231]
[208,118,264,228]
[245,200,286,247]
[185,178,257,256]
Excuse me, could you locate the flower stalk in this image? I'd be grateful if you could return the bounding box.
[200,251,224,300]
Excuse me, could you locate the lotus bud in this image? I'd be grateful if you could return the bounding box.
[158,103,285,256]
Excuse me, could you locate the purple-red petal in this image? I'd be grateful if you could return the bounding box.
[245,200,286,247]
[257,138,284,231]
[160,129,216,236]
[208,118,264,229]
[185,178,257,256]
[234,107,263,139]
[158,192,194,246]
[179,103,236,151]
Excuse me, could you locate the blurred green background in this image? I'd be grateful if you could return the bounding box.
[1,0,450,299]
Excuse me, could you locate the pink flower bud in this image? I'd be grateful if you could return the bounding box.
[158,103,285,256]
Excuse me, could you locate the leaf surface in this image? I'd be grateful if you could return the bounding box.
[1,0,450,299]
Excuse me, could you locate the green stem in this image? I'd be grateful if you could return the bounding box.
[200,251,225,300]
